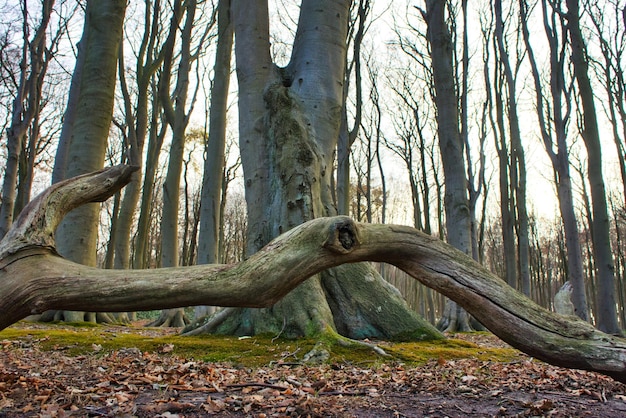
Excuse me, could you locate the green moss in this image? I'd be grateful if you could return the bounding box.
[390,327,446,342]
[385,338,519,365]
[0,323,519,368]
[48,321,102,328]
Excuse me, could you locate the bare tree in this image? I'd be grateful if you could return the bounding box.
[566,0,619,333]
[421,0,473,332]
[198,0,233,267]
[336,0,369,215]
[1,0,56,238]
[150,0,213,327]
[493,0,531,295]
[520,0,588,320]
[112,0,172,271]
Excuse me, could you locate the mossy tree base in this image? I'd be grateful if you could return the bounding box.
[1,165,626,383]
[184,264,441,342]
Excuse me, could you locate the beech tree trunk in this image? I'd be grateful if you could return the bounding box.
[423,0,473,332]
[48,0,126,323]
[566,0,619,334]
[520,0,588,320]
[1,164,625,384]
[192,0,438,340]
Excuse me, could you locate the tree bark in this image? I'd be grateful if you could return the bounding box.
[54,0,126,265]
[1,164,625,384]
[47,0,126,322]
[198,0,233,266]
[209,0,436,340]
[423,0,473,332]
[520,0,588,320]
[566,0,619,334]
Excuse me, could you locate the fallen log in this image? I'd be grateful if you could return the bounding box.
[0,165,624,383]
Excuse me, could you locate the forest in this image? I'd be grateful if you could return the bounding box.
[2,0,626,414]
[1,0,626,363]
[0,0,626,332]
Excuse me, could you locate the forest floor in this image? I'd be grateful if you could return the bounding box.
[0,321,625,417]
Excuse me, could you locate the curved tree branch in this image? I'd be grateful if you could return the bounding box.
[0,165,625,383]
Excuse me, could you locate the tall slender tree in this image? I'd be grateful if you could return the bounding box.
[336,0,368,216]
[150,0,212,327]
[195,0,233,319]
[423,0,473,332]
[520,0,588,320]
[113,0,170,271]
[493,0,530,296]
[198,0,233,267]
[566,0,619,333]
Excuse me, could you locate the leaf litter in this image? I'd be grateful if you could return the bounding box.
[1,324,625,417]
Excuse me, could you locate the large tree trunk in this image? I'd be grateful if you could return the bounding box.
[1,164,626,384]
[195,0,437,340]
[48,0,126,323]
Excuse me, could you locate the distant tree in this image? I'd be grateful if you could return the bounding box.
[336,0,369,216]
[493,0,530,296]
[0,0,64,239]
[197,0,233,272]
[112,0,172,271]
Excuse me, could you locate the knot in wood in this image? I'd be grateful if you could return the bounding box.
[324,217,359,254]
[338,226,356,250]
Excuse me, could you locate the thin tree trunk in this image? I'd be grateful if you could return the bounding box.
[566,0,619,333]
[149,0,199,328]
[0,0,54,239]
[336,0,367,216]
[133,91,166,270]
[113,0,167,270]
[198,0,233,266]
[520,0,588,320]
[424,0,473,332]
[494,0,530,295]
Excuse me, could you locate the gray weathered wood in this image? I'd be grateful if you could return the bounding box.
[0,165,625,383]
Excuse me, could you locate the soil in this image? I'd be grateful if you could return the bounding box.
[1,324,625,417]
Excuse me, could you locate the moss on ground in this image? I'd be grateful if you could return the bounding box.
[0,323,519,368]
